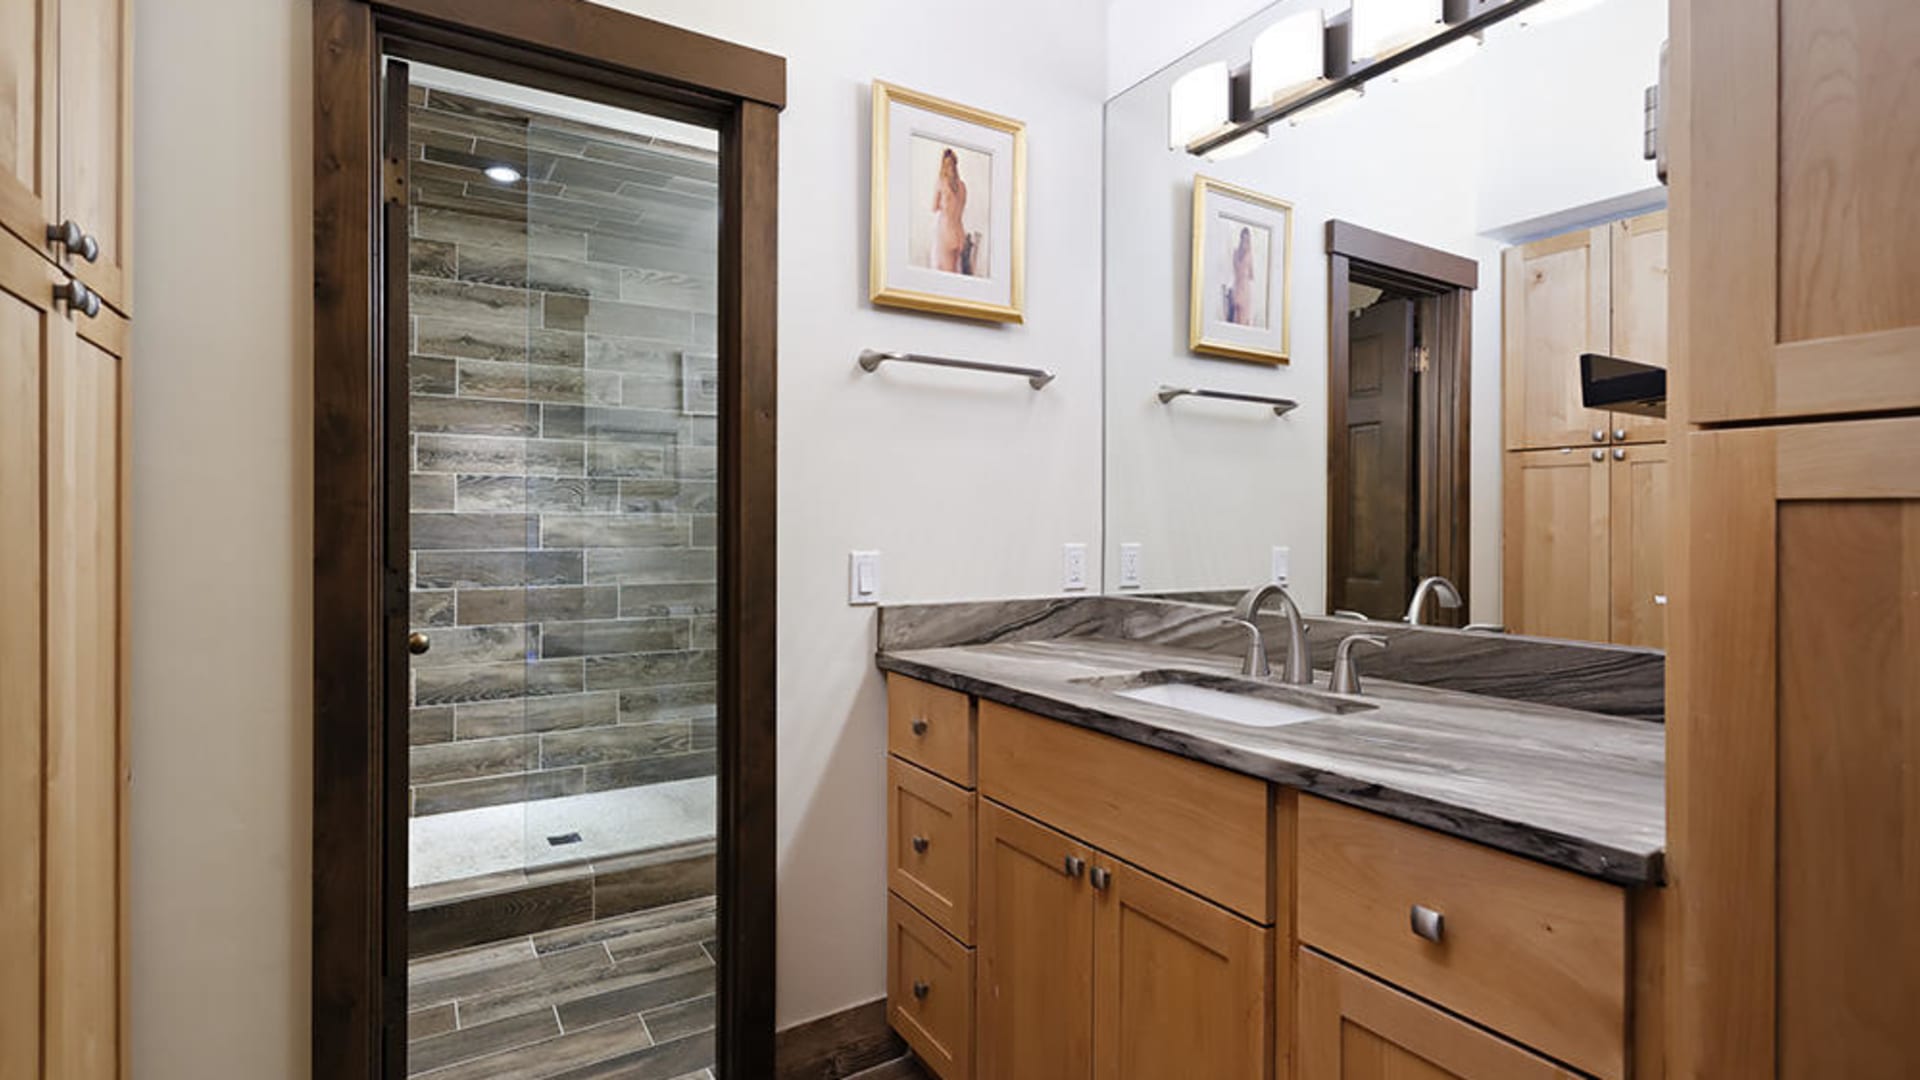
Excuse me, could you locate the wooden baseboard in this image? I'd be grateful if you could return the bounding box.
[775,998,908,1079]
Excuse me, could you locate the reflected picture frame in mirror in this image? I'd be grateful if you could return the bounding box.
[1190,175,1295,363]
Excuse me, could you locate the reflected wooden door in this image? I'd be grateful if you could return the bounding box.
[1502,227,1611,451]
[1333,297,1416,620]
[1502,447,1609,642]
[1608,211,1667,445]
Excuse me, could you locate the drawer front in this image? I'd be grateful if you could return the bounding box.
[889,757,976,943]
[889,894,974,1080]
[888,674,975,787]
[1296,796,1628,1080]
[977,701,1271,923]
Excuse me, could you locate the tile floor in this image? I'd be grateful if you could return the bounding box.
[407,895,717,1078]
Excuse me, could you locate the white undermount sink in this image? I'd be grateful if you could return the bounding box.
[1113,682,1336,727]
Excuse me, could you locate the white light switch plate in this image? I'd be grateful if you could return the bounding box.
[1272,545,1290,586]
[849,550,881,605]
[1118,543,1143,589]
[1062,543,1088,591]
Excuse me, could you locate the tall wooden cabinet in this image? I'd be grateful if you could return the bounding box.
[0,0,130,1076]
[1669,1,1920,1077]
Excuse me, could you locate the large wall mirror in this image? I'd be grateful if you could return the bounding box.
[1103,0,1669,649]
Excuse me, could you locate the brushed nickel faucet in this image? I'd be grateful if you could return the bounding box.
[1330,634,1389,694]
[1404,576,1463,626]
[1230,583,1313,685]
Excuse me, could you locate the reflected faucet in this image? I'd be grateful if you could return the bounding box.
[1404,576,1464,626]
[1232,583,1313,685]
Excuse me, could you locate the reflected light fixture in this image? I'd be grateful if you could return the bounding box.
[1288,86,1364,126]
[1392,32,1482,81]
[1249,10,1328,109]
[1168,62,1232,149]
[1519,0,1607,26]
[1350,0,1445,61]
[483,164,522,184]
[1206,129,1269,161]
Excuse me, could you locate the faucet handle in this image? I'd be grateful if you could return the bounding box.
[1220,617,1271,679]
[1330,634,1389,695]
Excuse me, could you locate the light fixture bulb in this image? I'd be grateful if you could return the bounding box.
[483,164,522,184]
[1205,129,1269,161]
[1250,10,1328,109]
[1288,86,1364,126]
[1350,0,1445,61]
[1168,62,1232,149]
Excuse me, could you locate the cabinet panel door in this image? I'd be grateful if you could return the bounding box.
[1502,227,1611,451]
[1673,417,1920,1078]
[1297,951,1581,1080]
[56,0,130,311]
[1502,448,1610,642]
[0,0,56,259]
[0,235,61,1080]
[1608,443,1668,648]
[1093,858,1268,1080]
[1608,211,1667,444]
[976,799,1094,1080]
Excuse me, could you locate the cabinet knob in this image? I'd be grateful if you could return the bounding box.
[1613,427,1628,441]
[1062,855,1086,879]
[1089,866,1112,891]
[46,220,99,263]
[912,979,930,1000]
[910,835,929,854]
[1410,904,1445,943]
[1613,447,1627,461]
[910,717,928,736]
[407,631,431,655]
[1591,449,1605,461]
[56,278,100,318]
[1591,429,1607,442]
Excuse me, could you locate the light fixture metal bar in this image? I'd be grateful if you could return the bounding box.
[857,349,1056,390]
[1185,0,1550,156]
[1157,385,1299,416]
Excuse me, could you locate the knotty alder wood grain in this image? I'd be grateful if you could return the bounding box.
[1607,212,1667,445]
[1608,443,1668,649]
[887,673,976,787]
[56,0,131,312]
[977,700,1272,923]
[888,757,976,943]
[1501,227,1610,451]
[888,895,974,1080]
[1502,448,1610,642]
[0,0,56,260]
[975,800,1094,1080]
[1296,796,1628,1080]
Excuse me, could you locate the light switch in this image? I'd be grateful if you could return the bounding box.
[1272,545,1290,586]
[1118,543,1143,589]
[849,550,881,605]
[1062,543,1088,591]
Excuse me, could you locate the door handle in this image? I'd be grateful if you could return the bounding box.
[407,632,431,655]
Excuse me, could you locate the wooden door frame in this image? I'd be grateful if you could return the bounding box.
[1326,220,1478,620]
[311,2,783,1076]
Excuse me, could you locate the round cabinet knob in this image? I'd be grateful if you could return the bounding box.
[407,631,431,655]
[910,835,929,854]
[1591,449,1606,461]
[909,717,928,736]
[1613,427,1628,441]
[45,220,100,264]
[1592,429,1607,442]
[912,979,930,1000]
[1410,904,1445,943]
[56,279,99,318]
[1614,448,1627,461]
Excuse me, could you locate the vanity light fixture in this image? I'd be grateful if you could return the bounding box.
[482,164,522,184]
[1249,9,1329,110]
[1350,0,1445,62]
[1391,32,1482,81]
[1168,62,1233,149]
[1518,0,1606,26]
[1288,87,1365,125]
[1206,129,1269,161]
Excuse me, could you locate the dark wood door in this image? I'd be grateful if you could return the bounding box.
[1332,296,1415,619]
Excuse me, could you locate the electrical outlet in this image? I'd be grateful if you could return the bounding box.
[1118,543,1143,589]
[1272,545,1290,586]
[848,550,881,605]
[1062,543,1088,591]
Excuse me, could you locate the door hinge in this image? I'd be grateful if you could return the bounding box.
[1410,344,1431,374]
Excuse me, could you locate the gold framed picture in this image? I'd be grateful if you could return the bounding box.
[1189,176,1294,364]
[870,81,1027,323]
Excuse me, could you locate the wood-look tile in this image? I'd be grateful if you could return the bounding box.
[408,1002,459,1042]
[414,434,586,478]
[454,691,621,740]
[538,897,715,960]
[638,994,715,1044]
[414,550,584,590]
[591,844,716,918]
[543,1029,716,1080]
[554,963,715,1033]
[410,874,596,961]
[540,619,689,660]
[541,721,693,769]
[408,937,538,989]
[414,1016,652,1080]
[412,658,583,707]
[773,998,904,1080]
[411,767,586,818]
[456,477,622,515]
[457,943,693,1028]
[409,735,538,785]
[416,316,585,367]
[580,752,716,797]
[455,584,623,628]
[411,706,455,747]
[615,682,716,724]
[408,1008,562,1076]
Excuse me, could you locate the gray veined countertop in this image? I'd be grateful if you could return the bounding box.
[877,636,1665,887]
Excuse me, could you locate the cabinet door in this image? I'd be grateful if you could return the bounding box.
[977,800,1095,1080]
[1296,951,1582,1079]
[0,232,62,1080]
[1502,448,1609,642]
[1673,417,1920,1078]
[56,0,130,311]
[1608,211,1667,444]
[0,0,56,260]
[1502,226,1611,451]
[1092,857,1269,1080]
[1608,443,1668,648]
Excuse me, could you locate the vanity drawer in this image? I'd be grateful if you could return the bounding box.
[887,674,975,787]
[889,757,975,943]
[1296,796,1629,1080]
[889,893,974,1080]
[977,700,1271,922]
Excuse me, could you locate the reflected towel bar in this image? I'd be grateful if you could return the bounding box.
[857,349,1055,390]
[1157,385,1297,416]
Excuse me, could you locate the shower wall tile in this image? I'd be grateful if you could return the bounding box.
[407,86,720,822]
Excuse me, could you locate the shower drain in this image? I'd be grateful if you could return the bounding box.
[547,832,583,847]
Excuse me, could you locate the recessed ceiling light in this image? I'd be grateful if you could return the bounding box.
[483,164,522,184]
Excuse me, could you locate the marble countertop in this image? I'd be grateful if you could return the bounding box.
[878,636,1665,886]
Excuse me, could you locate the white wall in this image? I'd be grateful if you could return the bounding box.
[1102,0,1665,621]
[131,1,1105,1074]
[1106,0,1275,97]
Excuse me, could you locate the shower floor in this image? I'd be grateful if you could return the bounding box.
[411,777,717,890]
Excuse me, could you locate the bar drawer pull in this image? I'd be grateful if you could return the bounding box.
[1410,904,1445,943]
[1063,855,1086,879]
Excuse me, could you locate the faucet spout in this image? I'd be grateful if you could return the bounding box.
[1404,576,1463,626]
[1233,583,1313,685]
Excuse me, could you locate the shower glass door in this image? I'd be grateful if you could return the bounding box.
[401,60,721,1078]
